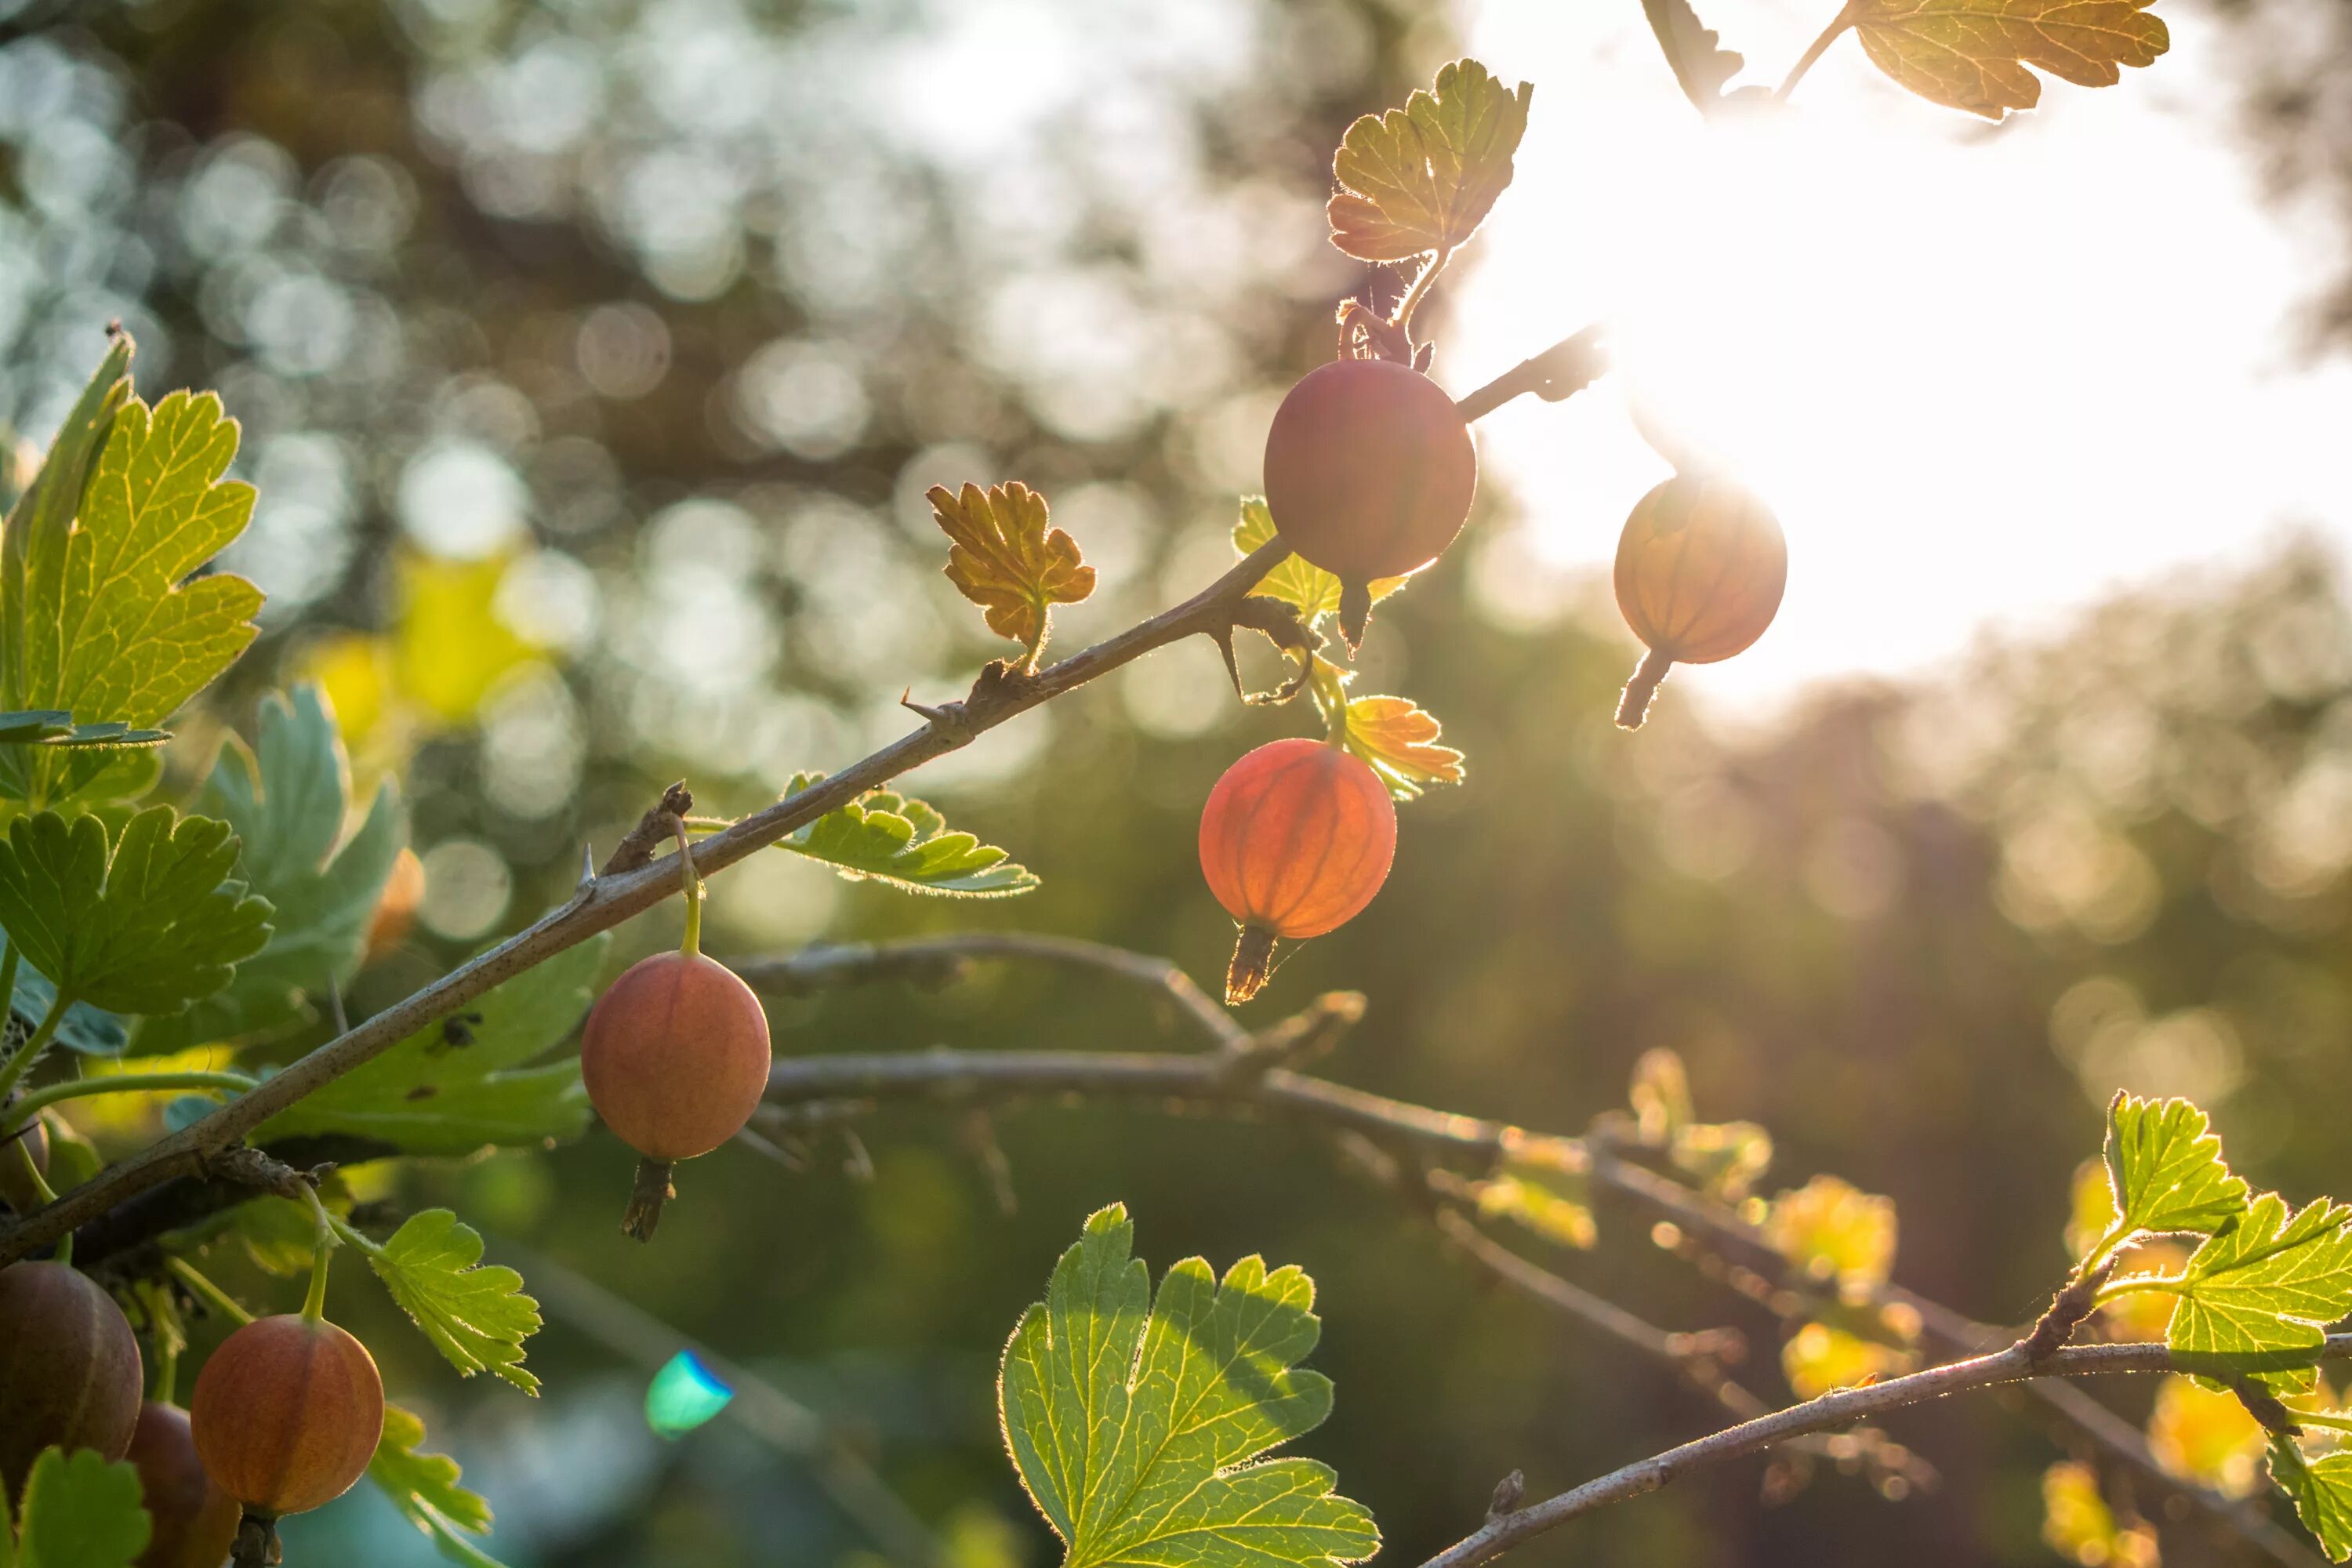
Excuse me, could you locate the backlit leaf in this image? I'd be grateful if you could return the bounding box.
[256,934,607,1155]
[929,481,1094,662]
[1849,0,2169,119]
[1232,498,1406,622]
[1766,1174,1897,1290]
[365,1209,541,1392]
[1328,59,1532,263]
[2165,1192,2352,1392]
[144,684,405,1050]
[2273,1438,2352,1563]
[1782,1321,1914,1399]
[371,1403,509,1566]
[5,1446,150,1568]
[1477,1130,1598,1250]
[999,1204,1377,1568]
[2,362,261,809]
[2103,1092,2248,1242]
[776,772,1038,897]
[1303,656,1462,803]
[1641,0,1751,112]
[2042,1460,2158,1568]
[0,807,271,1016]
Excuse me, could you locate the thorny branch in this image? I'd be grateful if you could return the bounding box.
[739,946,2327,1567]
[0,323,1603,1269]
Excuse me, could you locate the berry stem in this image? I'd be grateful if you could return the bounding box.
[622,1157,676,1243]
[1776,2,1857,101]
[4,1071,252,1134]
[1391,245,1456,337]
[1225,924,1279,1005]
[0,989,71,1110]
[18,1151,62,1263]
[670,815,704,960]
[1616,648,1675,731]
[298,1181,339,1324]
[166,1257,256,1327]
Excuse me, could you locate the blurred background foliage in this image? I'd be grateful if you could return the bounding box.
[4,0,2351,1564]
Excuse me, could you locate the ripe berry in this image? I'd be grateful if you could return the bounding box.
[127,1401,241,1568]
[1199,739,1397,1004]
[1612,474,1787,730]
[191,1316,383,1534]
[362,846,426,963]
[581,949,772,1240]
[1263,358,1477,647]
[0,1261,143,1497]
[0,1115,49,1214]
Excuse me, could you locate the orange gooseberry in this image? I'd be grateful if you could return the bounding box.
[580,950,772,1240]
[1199,738,1397,1004]
[127,1400,241,1568]
[191,1315,383,1532]
[1612,474,1787,729]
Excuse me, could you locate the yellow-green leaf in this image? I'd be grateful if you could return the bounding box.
[1232,497,1406,622]
[1849,0,2169,120]
[2273,1438,2352,1563]
[5,365,261,808]
[363,1209,541,1393]
[1327,59,1532,263]
[1305,655,1462,803]
[998,1205,1377,1568]
[2041,1460,2158,1568]
[4,1446,150,1568]
[928,481,1093,662]
[370,1403,510,1566]
[1766,1174,1897,1291]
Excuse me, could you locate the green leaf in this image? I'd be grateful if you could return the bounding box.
[372,1403,510,1567]
[363,1210,541,1393]
[1849,0,2169,119]
[776,773,1039,897]
[0,711,168,749]
[6,1447,149,1568]
[2,936,127,1055]
[929,481,1094,663]
[2166,1193,2352,1392]
[2,367,262,809]
[255,933,608,1155]
[998,1203,1377,1568]
[2103,1092,2249,1241]
[143,685,405,1050]
[0,336,134,731]
[1327,59,1532,264]
[0,806,272,1015]
[1232,499,1407,623]
[2272,1438,2352,1563]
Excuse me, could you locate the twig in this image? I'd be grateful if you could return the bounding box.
[1454,327,1609,422]
[730,934,1244,1051]
[753,1041,2317,1563]
[1419,1334,2352,1568]
[1776,3,1857,100]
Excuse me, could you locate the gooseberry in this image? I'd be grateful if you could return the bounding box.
[191,1314,383,1552]
[127,1401,241,1568]
[580,949,772,1240]
[1611,474,1787,730]
[362,846,425,963]
[0,1261,143,1497]
[1263,358,1477,647]
[1199,738,1397,1004]
[0,1114,49,1214]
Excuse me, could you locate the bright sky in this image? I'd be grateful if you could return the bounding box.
[1453,0,2352,713]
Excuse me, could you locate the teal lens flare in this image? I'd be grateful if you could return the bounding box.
[645,1349,734,1438]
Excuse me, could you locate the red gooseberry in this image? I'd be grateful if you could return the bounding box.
[191,1314,383,1548]
[127,1400,241,1568]
[580,949,772,1240]
[1263,358,1477,647]
[1612,473,1788,730]
[1199,738,1398,1004]
[0,1114,49,1214]
[0,1261,144,1497]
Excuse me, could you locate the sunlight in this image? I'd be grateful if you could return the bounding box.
[1456,0,2352,715]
